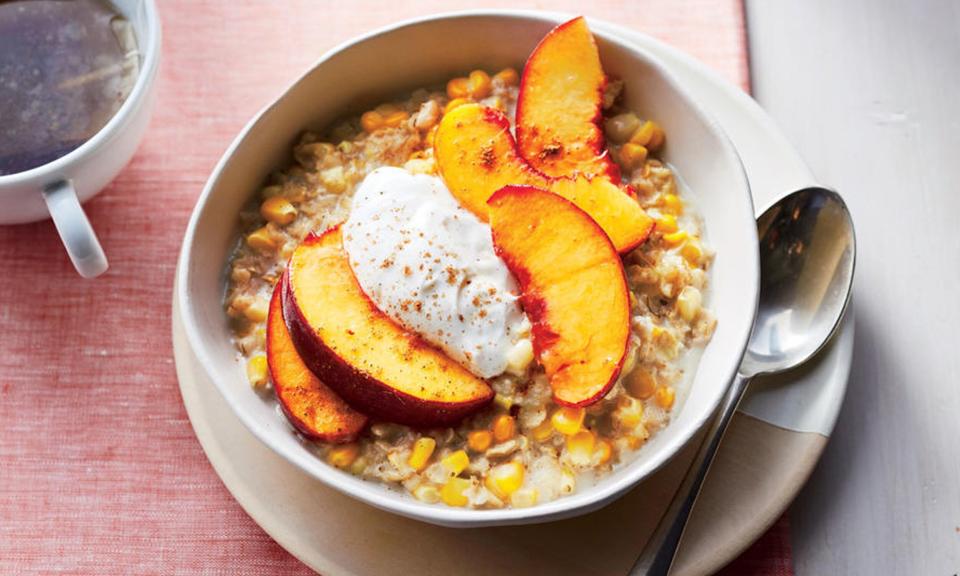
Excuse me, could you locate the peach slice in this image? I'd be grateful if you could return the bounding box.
[435,103,653,253]
[282,227,494,427]
[267,282,367,442]
[488,186,630,407]
[516,16,618,180]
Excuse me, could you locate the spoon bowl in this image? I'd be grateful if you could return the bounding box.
[633,186,856,575]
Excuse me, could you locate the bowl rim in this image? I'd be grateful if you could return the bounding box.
[176,8,759,527]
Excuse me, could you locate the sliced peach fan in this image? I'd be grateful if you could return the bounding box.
[488,186,630,406]
[281,227,494,428]
[516,16,620,181]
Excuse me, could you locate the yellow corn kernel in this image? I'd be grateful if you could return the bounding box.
[444,97,471,115]
[441,449,470,475]
[510,487,538,508]
[626,369,657,399]
[619,143,648,171]
[532,419,554,442]
[659,193,683,214]
[551,406,585,436]
[655,213,678,234]
[440,477,471,507]
[631,120,665,151]
[493,67,519,87]
[328,444,360,469]
[360,110,384,133]
[627,435,645,450]
[260,197,297,226]
[319,166,347,194]
[605,112,641,144]
[655,386,676,410]
[566,430,596,466]
[493,394,514,411]
[595,439,613,465]
[468,69,493,99]
[446,76,470,99]
[467,430,493,453]
[246,355,268,388]
[485,461,525,499]
[492,414,516,443]
[615,396,645,429]
[681,240,703,265]
[382,110,409,128]
[407,437,436,472]
[677,286,703,322]
[243,298,269,322]
[560,467,576,494]
[246,226,276,252]
[662,230,689,246]
[413,484,440,504]
[348,455,367,475]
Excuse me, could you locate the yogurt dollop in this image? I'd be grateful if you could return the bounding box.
[342,167,529,378]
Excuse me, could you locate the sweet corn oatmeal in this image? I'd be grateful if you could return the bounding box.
[225,68,716,509]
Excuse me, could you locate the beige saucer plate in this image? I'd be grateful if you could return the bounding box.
[172,16,853,576]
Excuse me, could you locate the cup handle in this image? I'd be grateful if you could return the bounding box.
[41,180,109,278]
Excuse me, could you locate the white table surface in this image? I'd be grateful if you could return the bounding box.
[745,1,960,574]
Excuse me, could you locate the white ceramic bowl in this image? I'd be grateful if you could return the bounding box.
[176,10,759,527]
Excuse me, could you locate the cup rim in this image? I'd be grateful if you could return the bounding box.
[176,9,759,526]
[0,0,162,188]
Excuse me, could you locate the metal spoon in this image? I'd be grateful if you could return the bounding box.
[630,187,856,575]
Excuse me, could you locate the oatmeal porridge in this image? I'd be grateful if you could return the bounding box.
[225,18,715,510]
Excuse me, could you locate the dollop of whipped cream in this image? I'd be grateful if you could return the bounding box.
[342,167,530,378]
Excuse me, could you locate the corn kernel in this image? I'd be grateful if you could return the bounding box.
[621,345,638,376]
[446,77,470,99]
[681,240,703,266]
[560,468,576,494]
[407,437,436,471]
[655,386,676,410]
[605,112,641,144]
[493,394,514,411]
[631,120,665,151]
[319,166,347,193]
[619,143,648,171]
[402,157,436,175]
[485,461,525,499]
[328,444,359,469]
[493,67,519,87]
[510,487,538,508]
[659,193,683,214]
[566,430,596,466]
[626,369,657,399]
[246,355,268,388]
[348,456,367,475]
[467,430,493,452]
[662,230,688,246]
[441,449,470,475]
[413,484,440,504]
[444,97,471,115]
[440,477,471,507]
[382,110,409,128]
[677,286,703,322]
[260,197,297,226]
[551,406,585,436]
[532,419,554,442]
[595,439,613,465]
[492,414,516,443]
[614,396,644,429]
[360,110,384,133]
[243,298,269,322]
[246,226,276,252]
[468,70,492,99]
[627,435,645,450]
[655,213,678,234]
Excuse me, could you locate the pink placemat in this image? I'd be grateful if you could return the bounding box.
[0,1,788,574]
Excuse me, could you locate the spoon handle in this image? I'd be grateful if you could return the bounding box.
[629,372,753,575]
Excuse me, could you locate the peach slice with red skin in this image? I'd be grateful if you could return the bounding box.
[282,227,494,428]
[435,103,653,253]
[487,186,630,407]
[267,281,367,442]
[516,16,619,181]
